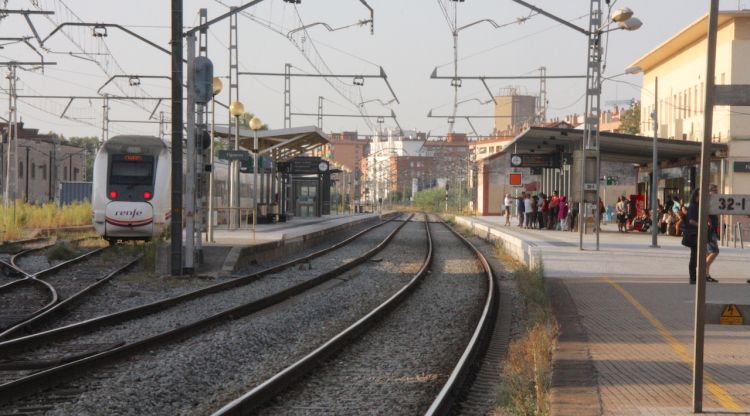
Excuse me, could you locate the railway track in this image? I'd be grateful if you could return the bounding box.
[212,214,497,416]
[0,241,138,340]
[0,212,411,413]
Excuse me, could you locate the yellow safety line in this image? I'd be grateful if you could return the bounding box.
[603,277,744,412]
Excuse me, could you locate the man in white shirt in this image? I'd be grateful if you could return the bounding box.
[504,194,512,226]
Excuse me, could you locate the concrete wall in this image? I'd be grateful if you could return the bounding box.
[456,216,542,268]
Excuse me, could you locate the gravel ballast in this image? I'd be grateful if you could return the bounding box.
[8,216,424,415]
[255,220,487,415]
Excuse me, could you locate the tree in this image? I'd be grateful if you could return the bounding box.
[67,136,99,181]
[618,101,641,135]
[236,112,268,130]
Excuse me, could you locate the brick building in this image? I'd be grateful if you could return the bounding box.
[0,123,87,203]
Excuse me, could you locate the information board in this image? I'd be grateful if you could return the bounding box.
[510,153,560,168]
[217,150,249,161]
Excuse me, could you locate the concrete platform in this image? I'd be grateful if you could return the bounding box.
[198,213,379,275]
[457,216,750,415]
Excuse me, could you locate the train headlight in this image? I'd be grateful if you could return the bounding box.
[143,191,152,200]
[109,191,118,199]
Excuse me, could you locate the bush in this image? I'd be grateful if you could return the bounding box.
[0,200,92,240]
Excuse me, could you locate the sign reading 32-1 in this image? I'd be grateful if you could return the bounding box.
[710,194,750,215]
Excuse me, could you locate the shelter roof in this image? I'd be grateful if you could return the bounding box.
[486,127,727,165]
[214,125,328,162]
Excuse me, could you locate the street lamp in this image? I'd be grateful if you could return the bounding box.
[229,100,244,229]
[582,5,642,251]
[207,77,222,241]
[249,116,263,239]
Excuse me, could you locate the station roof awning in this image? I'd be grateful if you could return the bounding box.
[498,127,727,165]
[214,125,328,162]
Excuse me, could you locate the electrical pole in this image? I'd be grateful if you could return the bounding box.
[170,0,184,276]
[650,77,659,248]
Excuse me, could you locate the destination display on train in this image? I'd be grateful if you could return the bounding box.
[710,194,750,215]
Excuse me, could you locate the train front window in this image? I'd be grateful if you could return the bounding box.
[110,161,153,186]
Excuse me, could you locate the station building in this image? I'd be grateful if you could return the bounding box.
[0,122,86,204]
[631,9,750,233]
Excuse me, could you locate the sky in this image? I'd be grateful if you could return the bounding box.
[0,0,745,140]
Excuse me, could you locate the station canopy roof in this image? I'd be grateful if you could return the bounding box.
[498,127,727,165]
[214,125,328,162]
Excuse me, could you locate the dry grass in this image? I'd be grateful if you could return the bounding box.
[0,201,92,241]
[497,260,557,416]
[502,323,556,416]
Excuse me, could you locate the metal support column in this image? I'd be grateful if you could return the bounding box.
[228,8,240,229]
[650,77,660,248]
[101,94,110,142]
[693,1,719,411]
[317,96,324,129]
[170,0,184,276]
[195,8,208,257]
[284,63,292,128]
[185,34,196,273]
[538,66,547,123]
[4,65,17,209]
[579,0,603,250]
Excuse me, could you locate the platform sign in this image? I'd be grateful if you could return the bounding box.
[720,304,743,325]
[217,150,250,161]
[733,161,750,172]
[510,153,560,168]
[583,183,597,191]
[509,173,523,187]
[709,194,750,215]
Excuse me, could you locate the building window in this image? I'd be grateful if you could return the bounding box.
[19,161,23,178]
[74,168,79,181]
[41,165,47,180]
[64,167,68,181]
[31,163,35,179]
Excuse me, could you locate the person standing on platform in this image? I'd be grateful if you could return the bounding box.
[524,194,533,228]
[548,191,560,230]
[683,188,717,284]
[558,196,569,230]
[539,193,549,229]
[503,193,512,226]
[615,196,626,232]
[517,192,526,227]
[705,185,720,282]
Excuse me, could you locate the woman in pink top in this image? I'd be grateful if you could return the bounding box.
[557,196,569,230]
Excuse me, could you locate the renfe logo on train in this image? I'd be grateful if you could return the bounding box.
[114,209,144,219]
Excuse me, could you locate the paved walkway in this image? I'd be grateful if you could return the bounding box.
[457,216,750,415]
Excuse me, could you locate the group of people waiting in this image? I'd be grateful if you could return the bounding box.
[503,191,580,231]
[614,196,653,232]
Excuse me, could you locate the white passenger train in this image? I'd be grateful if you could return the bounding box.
[92,135,171,243]
[92,135,249,243]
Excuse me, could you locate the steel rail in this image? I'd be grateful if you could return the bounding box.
[424,218,498,416]
[0,256,141,340]
[0,246,109,338]
[0,213,400,355]
[211,214,433,416]
[0,214,411,403]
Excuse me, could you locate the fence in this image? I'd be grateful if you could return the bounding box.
[721,222,745,249]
